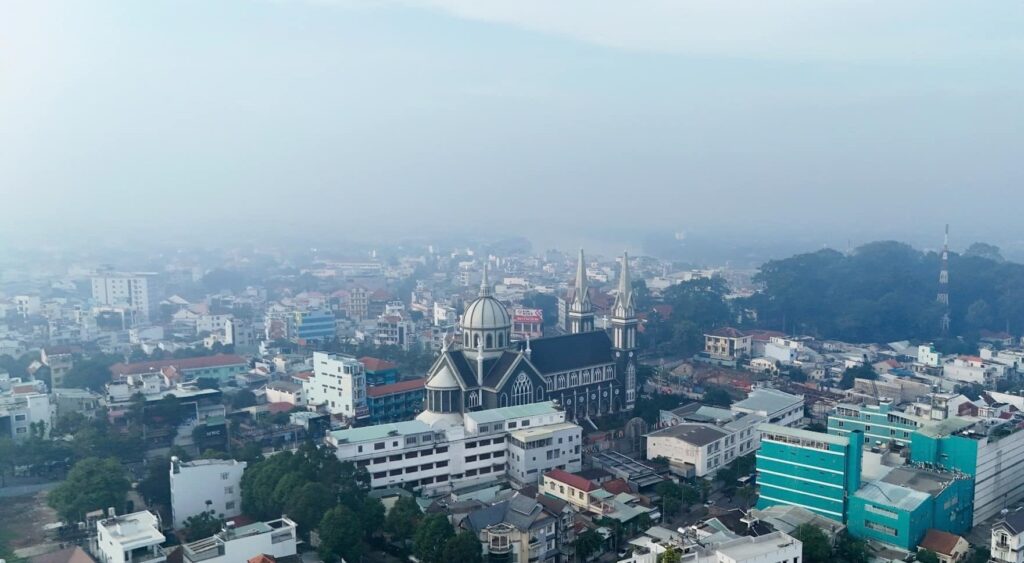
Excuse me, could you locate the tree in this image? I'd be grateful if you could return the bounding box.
[318,505,364,563]
[838,364,876,390]
[574,529,604,562]
[138,456,171,507]
[413,513,455,563]
[966,548,990,563]
[965,242,1004,262]
[736,485,757,509]
[805,422,827,432]
[791,524,831,563]
[658,546,683,563]
[385,495,422,541]
[834,531,870,563]
[917,550,940,563]
[360,496,386,541]
[231,389,257,409]
[48,457,130,522]
[182,511,223,540]
[703,386,732,407]
[283,483,335,538]
[442,530,483,563]
[656,481,683,516]
[64,355,121,392]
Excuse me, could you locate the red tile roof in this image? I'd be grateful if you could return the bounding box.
[248,556,276,563]
[12,384,38,394]
[544,469,596,492]
[602,478,631,495]
[367,378,426,398]
[359,357,397,372]
[267,402,294,414]
[747,330,785,342]
[292,371,312,381]
[918,529,963,556]
[110,354,247,376]
[706,327,748,338]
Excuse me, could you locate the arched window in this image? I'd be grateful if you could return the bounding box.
[569,371,580,387]
[557,374,566,389]
[500,393,508,407]
[468,391,480,408]
[474,334,480,348]
[486,334,493,348]
[464,333,469,346]
[582,369,591,385]
[536,388,544,401]
[498,333,505,348]
[512,373,532,406]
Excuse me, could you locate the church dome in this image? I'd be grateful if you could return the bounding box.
[426,365,460,390]
[462,295,511,331]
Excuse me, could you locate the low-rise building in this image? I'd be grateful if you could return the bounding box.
[92,510,166,563]
[704,328,751,360]
[180,518,298,563]
[359,357,399,386]
[991,510,1024,563]
[918,529,969,563]
[170,457,247,529]
[731,388,804,427]
[264,381,304,406]
[645,413,762,477]
[0,382,53,441]
[366,378,425,425]
[110,355,248,384]
[326,401,581,495]
[464,493,562,563]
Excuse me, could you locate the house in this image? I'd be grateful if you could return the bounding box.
[463,493,565,563]
[541,469,598,511]
[91,510,166,563]
[180,518,298,563]
[170,457,247,529]
[991,510,1024,563]
[704,327,751,360]
[918,529,969,563]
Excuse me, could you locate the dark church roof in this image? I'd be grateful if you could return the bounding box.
[520,331,614,374]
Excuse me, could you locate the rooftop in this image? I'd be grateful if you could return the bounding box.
[732,388,803,414]
[465,401,560,424]
[758,423,850,446]
[510,421,579,442]
[854,479,930,512]
[98,511,165,550]
[918,529,964,556]
[366,377,426,398]
[329,419,433,444]
[879,466,956,496]
[916,416,978,438]
[110,354,246,375]
[359,356,397,371]
[647,422,730,446]
[544,469,596,492]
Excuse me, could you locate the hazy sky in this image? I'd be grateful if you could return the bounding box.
[3,1,1023,250]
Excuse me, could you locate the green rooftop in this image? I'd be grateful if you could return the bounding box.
[916,417,976,438]
[329,420,432,444]
[758,423,851,446]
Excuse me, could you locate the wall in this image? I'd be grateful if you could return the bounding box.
[170,459,246,529]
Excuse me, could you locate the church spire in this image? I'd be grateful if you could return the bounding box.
[613,252,634,319]
[479,261,492,298]
[568,248,594,333]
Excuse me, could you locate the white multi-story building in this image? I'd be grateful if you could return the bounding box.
[621,530,801,563]
[224,318,257,350]
[92,510,166,563]
[304,352,368,421]
[992,510,1024,563]
[645,413,763,477]
[196,314,233,335]
[943,356,1005,384]
[13,295,41,318]
[180,518,298,563]
[918,344,941,368]
[326,401,582,495]
[91,273,160,324]
[731,388,804,427]
[169,457,247,529]
[0,382,53,441]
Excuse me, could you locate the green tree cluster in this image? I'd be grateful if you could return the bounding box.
[48,457,130,522]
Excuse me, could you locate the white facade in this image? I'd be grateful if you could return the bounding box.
[992,513,1024,563]
[715,532,802,563]
[224,318,257,348]
[170,457,247,529]
[304,352,368,420]
[327,401,581,495]
[731,388,804,428]
[181,518,298,563]
[973,428,1024,526]
[0,386,53,441]
[91,273,159,323]
[93,510,166,563]
[196,314,233,334]
[645,414,763,477]
[943,356,1004,384]
[13,295,41,317]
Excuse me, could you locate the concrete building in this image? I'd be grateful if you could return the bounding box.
[366,378,425,425]
[731,388,804,427]
[264,381,304,406]
[52,388,102,419]
[0,382,53,441]
[289,310,336,342]
[359,357,399,386]
[41,347,75,388]
[755,424,863,522]
[180,518,298,563]
[910,416,1024,526]
[464,492,565,563]
[326,401,581,495]
[645,413,763,477]
[991,510,1024,563]
[224,318,258,350]
[828,401,925,447]
[91,273,160,324]
[110,355,248,384]
[304,352,368,421]
[847,466,974,550]
[92,510,166,563]
[918,529,969,563]
[540,469,597,511]
[170,457,247,529]
[704,328,751,360]
[942,356,1004,384]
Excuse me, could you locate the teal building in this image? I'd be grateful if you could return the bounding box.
[755,424,863,522]
[828,402,924,447]
[847,466,974,550]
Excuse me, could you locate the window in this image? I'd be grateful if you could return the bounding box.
[437,460,449,468]
[406,436,418,445]
[389,469,402,476]
[225,501,235,510]
[390,454,403,462]
[224,486,234,494]
[479,424,490,433]
[221,473,230,480]
[864,520,898,536]
[435,446,448,454]
[508,421,517,429]
[357,446,363,453]
[466,455,477,462]
[511,373,533,406]
[374,442,385,450]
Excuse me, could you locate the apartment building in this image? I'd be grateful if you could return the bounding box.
[991,510,1024,563]
[828,401,925,447]
[645,412,763,477]
[180,518,298,563]
[304,352,368,421]
[731,388,804,427]
[325,401,581,495]
[170,457,247,529]
[92,510,166,563]
[91,272,160,324]
[755,424,863,522]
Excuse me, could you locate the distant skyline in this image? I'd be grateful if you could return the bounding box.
[3,1,1023,250]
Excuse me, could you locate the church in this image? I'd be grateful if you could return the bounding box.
[417,250,639,426]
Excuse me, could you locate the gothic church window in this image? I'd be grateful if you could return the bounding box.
[511,373,532,406]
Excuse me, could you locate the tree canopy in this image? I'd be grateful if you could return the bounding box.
[48,457,130,522]
[442,531,483,563]
[791,524,831,563]
[413,514,455,563]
